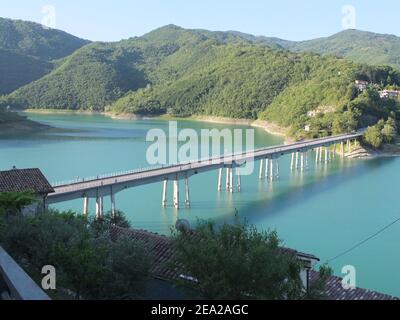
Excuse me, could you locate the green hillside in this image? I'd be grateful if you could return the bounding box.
[0,48,52,94]
[287,30,400,70]
[4,25,400,138]
[0,109,49,135]
[0,17,89,94]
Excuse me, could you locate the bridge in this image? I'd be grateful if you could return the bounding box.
[46,131,364,218]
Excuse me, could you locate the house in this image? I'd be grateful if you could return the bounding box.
[379,90,400,99]
[0,168,54,215]
[355,80,369,91]
[112,226,398,300]
[304,125,311,132]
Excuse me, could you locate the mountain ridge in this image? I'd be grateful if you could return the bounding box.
[1,20,400,140]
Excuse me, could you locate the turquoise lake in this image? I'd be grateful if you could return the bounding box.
[1,112,400,297]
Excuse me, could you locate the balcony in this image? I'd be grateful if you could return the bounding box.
[0,246,50,300]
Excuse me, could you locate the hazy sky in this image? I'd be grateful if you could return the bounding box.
[2,0,400,41]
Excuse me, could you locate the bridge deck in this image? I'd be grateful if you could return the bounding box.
[47,131,363,203]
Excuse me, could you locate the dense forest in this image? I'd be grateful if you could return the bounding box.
[2,21,400,141]
[0,17,89,94]
[286,30,400,70]
[0,107,48,135]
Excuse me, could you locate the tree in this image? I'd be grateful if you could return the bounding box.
[382,118,397,143]
[51,234,109,300]
[0,191,36,219]
[364,125,383,148]
[100,236,152,299]
[173,219,324,300]
[89,210,131,237]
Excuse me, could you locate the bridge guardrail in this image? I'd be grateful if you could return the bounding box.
[50,131,364,192]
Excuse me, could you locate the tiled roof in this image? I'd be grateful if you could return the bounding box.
[112,226,180,280]
[310,271,398,300]
[112,226,397,300]
[0,168,54,195]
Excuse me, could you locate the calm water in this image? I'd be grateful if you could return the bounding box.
[1,113,400,296]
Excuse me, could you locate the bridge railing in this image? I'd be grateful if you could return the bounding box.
[0,247,50,300]
[51,131,364,190]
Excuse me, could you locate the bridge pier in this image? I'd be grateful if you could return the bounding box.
[301,152,305,171]
[111,193,116,218]
[347,139,351,154]
[291,153,295,171]
[173,177,179,209]
[226,168,231,189]
[83,197,89,216]
[162,179,168,207]
[305,152,309,168]
[217,169,223,191]
[270,158,280,180]
[259,160,264,180]
[265,158,270,179]
[340,142,345,159]
[319,147,323,163]
[315,148,319,164]
[229,167,234,193]
[185,174,190,207]
[218,166,240,193]
[270,159,274,181]
[237,168,241,191]
[275,159,280,179]
[96,196,103,219]
[325,147,328,164]
[296,152,299,170]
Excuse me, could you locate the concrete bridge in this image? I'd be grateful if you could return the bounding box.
[46,131,364,218]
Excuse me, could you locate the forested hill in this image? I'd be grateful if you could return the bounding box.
[3,24,400,138]
[0,17,89,94]
[0,109,49,135]
[286,30,400,70]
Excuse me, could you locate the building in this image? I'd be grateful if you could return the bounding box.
[112,226,398,300]
[0,168,54,215]
[379,89,400,99]
[355,80,369,91]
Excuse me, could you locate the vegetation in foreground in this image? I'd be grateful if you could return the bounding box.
[0,196,151,300]
[173,218,331,300]
[0,192,331,300]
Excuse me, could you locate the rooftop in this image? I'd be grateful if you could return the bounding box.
[0,168,54,195]
[112,226,398,300]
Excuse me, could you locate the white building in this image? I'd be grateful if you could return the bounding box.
[379,90,400,99]
[355,80,369,91]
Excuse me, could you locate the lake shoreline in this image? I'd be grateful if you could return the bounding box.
[24,109,292,143]
[23,109,400,156]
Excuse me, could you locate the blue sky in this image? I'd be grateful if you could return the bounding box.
[2,0,400,41]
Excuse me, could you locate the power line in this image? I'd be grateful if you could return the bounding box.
[326,216,400,263]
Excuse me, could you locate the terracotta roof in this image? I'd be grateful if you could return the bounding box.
[112,226,180,280]
[0,168,54,195]
[112,226,397,300]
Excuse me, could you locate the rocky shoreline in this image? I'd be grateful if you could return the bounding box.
[344,143,400,159]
